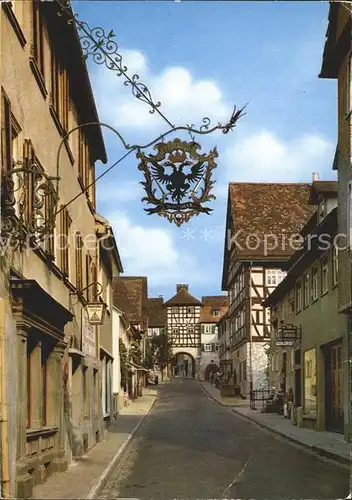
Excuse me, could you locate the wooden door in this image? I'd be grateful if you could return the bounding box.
[326,343,343,433]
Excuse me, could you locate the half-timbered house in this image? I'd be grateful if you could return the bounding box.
[221,182,315,397]
[165,284,202,378]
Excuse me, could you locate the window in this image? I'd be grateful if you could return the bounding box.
[59,207,71,277]
[1,91,12,173]
[32,0,44,77]
[75,233,83,291]
[266,269,285,286]
[295,280,302,312]
[347,53,352,117]
[304,348,317,416]
[321,256,329,294]
[41,347,48,426]
[27,341,49,429]
[215,343,219,352]
[203,324,213,334]
[51,52,69,131]
[348,182,352,249]
[204,344,212,352]
[311,265,319,301]
[303,273,310,308]
[239,360,247,381]
[213,309,220,317]
[332,245,338,286]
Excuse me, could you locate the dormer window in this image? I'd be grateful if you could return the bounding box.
[213,309,220,317]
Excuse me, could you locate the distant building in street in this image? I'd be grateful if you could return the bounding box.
[96,215,123,430]
[199,296,228,381]
[221,183,315,398]
[165,284,202,378]
[147,296,166,337]
[319,0,351,442]
[113,277,149,396]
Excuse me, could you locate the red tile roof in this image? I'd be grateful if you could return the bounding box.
[164,286,202,307]
[113,277,148,331]
[147,298,166,328]
[200,295,228,323]
[228,183,315,260]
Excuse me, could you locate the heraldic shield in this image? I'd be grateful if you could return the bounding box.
[137,138,218,227]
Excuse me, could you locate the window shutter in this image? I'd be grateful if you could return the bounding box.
[85,254,90,301]
[211,343,215,352]
[201,343,204,352]
[23,139,35,227]
[1,92,12,173]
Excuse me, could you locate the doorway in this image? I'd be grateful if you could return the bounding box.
[325,341,343,433]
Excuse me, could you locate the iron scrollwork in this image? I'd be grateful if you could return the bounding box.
[1,160,58,249]
[137,139,218,226]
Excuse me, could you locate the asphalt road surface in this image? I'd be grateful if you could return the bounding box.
[99,379,350,499]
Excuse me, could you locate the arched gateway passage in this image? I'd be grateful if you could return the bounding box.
[204,363,220,382]
[172,352,196,379]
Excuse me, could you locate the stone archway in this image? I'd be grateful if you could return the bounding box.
[172,352,196,379]
[204,363,219,382]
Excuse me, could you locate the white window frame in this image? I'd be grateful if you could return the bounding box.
[296,279,302,312]
[303,273,310,307]
[347,53,352,118]
[312,265,319,301]
[348,181,352,249]
[204,343,212,352]
[332,245,338,286]
[204,324,213,334]
[321,256,329,294]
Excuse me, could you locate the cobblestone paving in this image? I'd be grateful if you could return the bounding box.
[99,379,350,499]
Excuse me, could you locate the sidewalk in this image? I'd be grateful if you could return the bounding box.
[201,381,350,466]
[32,387,157,499]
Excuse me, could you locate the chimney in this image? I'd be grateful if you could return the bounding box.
[312,172,320,182]
[176,284,188,292]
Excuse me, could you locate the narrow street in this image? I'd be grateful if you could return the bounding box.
[99,380,349,499]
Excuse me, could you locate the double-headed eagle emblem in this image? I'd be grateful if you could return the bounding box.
[137,139,218,226]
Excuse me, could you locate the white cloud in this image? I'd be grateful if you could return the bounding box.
[96,180,143,204]
[92,48,231,131]
[218,130,334,190]
[107,211,203,286]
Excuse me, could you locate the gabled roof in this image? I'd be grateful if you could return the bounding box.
[200,295,228,323]
[113,277,148,331]
[221,182,315,290]
[228,182,315,259]
[309,181,338,205]
[320,1,352,79]
[42,2,107,163]
[164,287,202,307]
[147,298,166,328]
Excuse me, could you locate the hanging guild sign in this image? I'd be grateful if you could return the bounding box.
[86,302,106,325]
[82,308,96,358]
[137,139,218,227]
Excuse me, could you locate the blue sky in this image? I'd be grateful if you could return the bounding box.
[74,1,336,302]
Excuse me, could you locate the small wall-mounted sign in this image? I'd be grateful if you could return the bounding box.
[86,302,106,325]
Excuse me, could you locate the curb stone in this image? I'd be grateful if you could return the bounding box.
[200,382,350,468]
[86,394,158,499]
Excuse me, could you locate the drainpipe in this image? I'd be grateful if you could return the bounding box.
[249,263,253,397]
